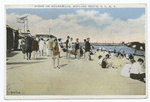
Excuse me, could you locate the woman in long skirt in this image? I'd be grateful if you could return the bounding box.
[53,39,59,68]
[75,38,80,59]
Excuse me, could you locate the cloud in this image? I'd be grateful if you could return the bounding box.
[6,9,145,43]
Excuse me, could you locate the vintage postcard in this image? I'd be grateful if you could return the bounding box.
[5,3,147,99]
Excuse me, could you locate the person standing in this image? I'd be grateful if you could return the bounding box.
[58,38,62,58]
[66,36,70,58]
[46,39,50,56]
[68,38,73,59]
[25,36,33,60]
[21,39,26,59]
[53,39,59,68]
[39,38,45,56]
[18,37,22,49]
[85,38,90,61]
[32,37,39,59]
[75,38,80,59]
[82,39,86,58]
[49,35,53,56]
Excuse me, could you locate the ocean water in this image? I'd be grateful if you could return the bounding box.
[94,45,145,56]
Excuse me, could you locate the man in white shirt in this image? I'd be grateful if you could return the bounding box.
[130,58,145,83]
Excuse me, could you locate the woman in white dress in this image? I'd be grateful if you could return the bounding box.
[18,38,22,49]
[68,38,73,58]
[46,39,49,56]
[39,38,45,56]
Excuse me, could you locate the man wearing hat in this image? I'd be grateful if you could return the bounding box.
[75,38,80,59]
[32,37,39,59]
[85,38,91,61]
[66,36,70,58]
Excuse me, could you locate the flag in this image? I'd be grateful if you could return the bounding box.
[17,15,28,23]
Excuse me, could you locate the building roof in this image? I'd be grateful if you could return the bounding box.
[6,24,19,31]
[36,34,56,38]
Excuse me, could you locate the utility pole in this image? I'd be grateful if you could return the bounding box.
[49,28,50,34]
[24,21,25,33]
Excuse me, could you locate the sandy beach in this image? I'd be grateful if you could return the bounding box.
[6,46,146,95]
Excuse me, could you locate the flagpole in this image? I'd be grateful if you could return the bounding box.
[27,18,28,32]
[24,21,25,33]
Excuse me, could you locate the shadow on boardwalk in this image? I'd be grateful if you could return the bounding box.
[7,61,43,65]
[7,52,19,57]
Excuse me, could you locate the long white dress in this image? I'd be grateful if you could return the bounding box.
[58,41,62,52]
[121,64,132,77]
[39,40,45,51]
[46,41,49,55]
[68,41,72,51]
[18,39,22,49]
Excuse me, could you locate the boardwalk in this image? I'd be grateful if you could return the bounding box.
[6,47,146,95]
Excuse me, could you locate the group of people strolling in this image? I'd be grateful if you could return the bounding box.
[65,36,91,61]
[20,35,93,68]
[20,35,61,68]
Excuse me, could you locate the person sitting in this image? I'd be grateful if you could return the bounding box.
[104,50,108,55]
[130,58,145,83]
[118,53,123,59]
[99,47,102,51]
[122,50,126,58]
[102,46,106,53]
[101,55,112,68]
[98,55,103,65]
[121,59,136,77]
[125,54,129,60]
[110,51,114,56]
[106,54,110,58]
[114,48,116,54]
[109,49,111,54]
[129,54,134,60]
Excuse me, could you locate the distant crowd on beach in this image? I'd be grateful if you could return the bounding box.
[18,35,146,83]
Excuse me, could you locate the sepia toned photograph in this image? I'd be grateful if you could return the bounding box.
[5,4,147,99]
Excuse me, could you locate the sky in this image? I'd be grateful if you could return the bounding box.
[6,8,145,43]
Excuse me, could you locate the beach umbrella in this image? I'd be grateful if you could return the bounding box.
[124,42,145,51]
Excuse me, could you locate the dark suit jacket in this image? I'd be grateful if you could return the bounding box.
[85,41,90,52]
